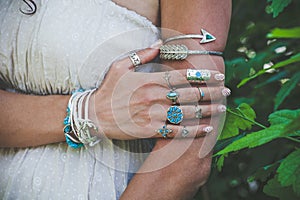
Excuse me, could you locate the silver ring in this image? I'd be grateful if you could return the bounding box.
[166,90,179,104]
[187,69,211,81]
[181,126,189,137]
[198,88,204,101]
[156,124,173,138]
[195,105,202,119]
[163,71,174,89]
[129,52,142,67]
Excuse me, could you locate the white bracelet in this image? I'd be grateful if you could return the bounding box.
[68,88,100,147]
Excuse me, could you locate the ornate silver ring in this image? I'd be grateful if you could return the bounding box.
[129,52,142,67]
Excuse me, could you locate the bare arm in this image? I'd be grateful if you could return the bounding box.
[121,0,231,199]
[0,89,68,147]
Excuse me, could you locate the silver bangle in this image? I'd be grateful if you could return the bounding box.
[164,29,216,44]
[160,44,223,60]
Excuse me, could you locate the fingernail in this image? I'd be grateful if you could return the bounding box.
[217,105,227,112]
[214,73,225,81]
[150,39,163,48]
[203,126,213,133]
[222,88,231,97]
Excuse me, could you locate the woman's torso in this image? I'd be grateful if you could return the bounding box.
[0,0,159,199]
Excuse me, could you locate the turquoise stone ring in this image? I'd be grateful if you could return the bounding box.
[186,69,211,81]
[166,90,179,104]
[167,106,183,124]
[156,124,173,138]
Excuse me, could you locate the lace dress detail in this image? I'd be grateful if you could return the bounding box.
[0,0,159,199]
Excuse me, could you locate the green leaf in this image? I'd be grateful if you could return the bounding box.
[216,109,300,156]
[277,149,300,195]
[248,162,279,182]
[216,154,226,172]
[264,176,300,199]
[267,27,300,38]
[219,103,256,140]
[274,71,300,110]
[238,53,300,87]
[267,0,292,18]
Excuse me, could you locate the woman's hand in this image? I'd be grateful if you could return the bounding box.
[91,42,228,140]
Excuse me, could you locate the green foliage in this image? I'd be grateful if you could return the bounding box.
[219,103,256,140]
[237,53,300,87]
[267,27,300,39]
[199,0,300,199]
[274,71,300,110]
[266,0,292,17]
[263,176,300,199]
[217,109,300,156]
[277,149,300,195]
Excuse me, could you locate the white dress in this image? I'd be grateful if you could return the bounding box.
[0,0,159,199]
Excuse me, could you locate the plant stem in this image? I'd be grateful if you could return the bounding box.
[227,109,267,129]
[285,136,300,143]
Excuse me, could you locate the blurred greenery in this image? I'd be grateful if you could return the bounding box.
[194,0,300,199]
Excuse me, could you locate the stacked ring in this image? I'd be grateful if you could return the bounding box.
[129,52,142,67]
[167,106,183,124]
[187,69,211,81]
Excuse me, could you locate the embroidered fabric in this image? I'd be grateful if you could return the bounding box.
[0,0,159,199]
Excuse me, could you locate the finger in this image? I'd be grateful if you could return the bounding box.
[157,86,230,105]
[117,40,162,70]
[150,69,225,89]
[176,87,230,103]
[152,104,226,123]
[154,124,213,139]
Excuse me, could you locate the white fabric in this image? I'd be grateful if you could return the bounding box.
[0,0,159,199]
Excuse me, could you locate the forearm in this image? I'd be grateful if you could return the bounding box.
[122,0,231,199]
[0,89,68,147]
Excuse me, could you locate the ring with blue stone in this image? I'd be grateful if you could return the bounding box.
[167,106,183,124]
[186,69,211,81]
[156,124,173,138]
[166,90,179,104]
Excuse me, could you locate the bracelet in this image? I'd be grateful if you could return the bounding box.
[160,44,223,60]
[164,29,216,44]
[63,88,100,148]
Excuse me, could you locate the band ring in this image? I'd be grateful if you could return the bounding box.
[166,90,179,104]
[129,52,142,67]
[163,71,174,89]
[195,105,202,119]
[167,106,183,124]
[198,88,204,101]
[156,124,173,138]
[187,69,211,81]
[181,126,189,137]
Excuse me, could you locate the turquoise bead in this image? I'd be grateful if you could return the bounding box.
[64,125,71,133]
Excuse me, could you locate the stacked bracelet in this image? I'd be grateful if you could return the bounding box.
[63,88,100,148]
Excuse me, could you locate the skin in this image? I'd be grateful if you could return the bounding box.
[120,0,231,199]
[0,0,231,199]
